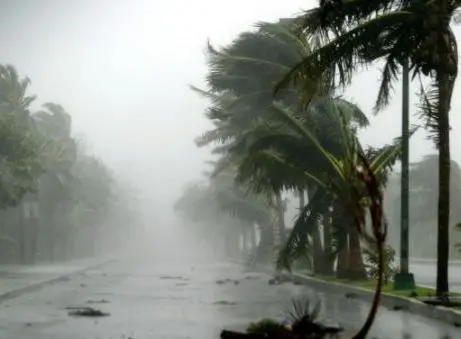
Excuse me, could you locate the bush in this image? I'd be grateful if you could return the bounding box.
[246,318,284,334]
[364,245,397,284]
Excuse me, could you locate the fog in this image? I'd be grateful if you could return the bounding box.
[0,0,440,236]
[2,3,461,338]
[2,0,461,242]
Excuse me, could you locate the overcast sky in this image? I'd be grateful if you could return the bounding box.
[0,0,459,226]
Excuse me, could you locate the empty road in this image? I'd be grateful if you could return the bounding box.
[0,246,459,339]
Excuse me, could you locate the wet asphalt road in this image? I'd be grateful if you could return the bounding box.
[0,248,460,339]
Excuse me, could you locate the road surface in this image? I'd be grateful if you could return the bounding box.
[0,250,459,338]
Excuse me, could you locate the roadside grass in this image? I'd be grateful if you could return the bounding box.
[314,275,461,301]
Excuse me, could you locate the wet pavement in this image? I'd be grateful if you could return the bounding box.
[0,249,459,339]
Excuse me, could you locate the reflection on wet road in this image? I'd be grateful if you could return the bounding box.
[0,253,459,339]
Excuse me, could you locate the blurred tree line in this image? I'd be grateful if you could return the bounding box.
[0,64,141,265]
[385,155,461,259]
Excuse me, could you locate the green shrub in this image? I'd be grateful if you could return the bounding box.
[246,318,283,334]
[364,245,397,285]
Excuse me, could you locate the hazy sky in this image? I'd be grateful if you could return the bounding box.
[1,0,460,225]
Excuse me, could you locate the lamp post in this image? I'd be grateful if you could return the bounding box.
[394,59,416,290]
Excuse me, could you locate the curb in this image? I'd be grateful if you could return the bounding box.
[0,258,116,303]
[252,264,461,326]
[409,258,461,266]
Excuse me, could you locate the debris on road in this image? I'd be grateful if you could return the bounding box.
[66,306,110,317]
[268,275,290,286]
[215,278,240,285]
[159,275,187,280]
[344,292,358,299]
[214,300,238,306]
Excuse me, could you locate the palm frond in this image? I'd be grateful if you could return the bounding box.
[416,75,439,147]
[374,54,400,112]
[297,0,403,33]
[275,11,412,96]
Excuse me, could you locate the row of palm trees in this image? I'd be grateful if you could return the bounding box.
[0,64,140,264]
[177,18,398,285]
[279,0,460,298]
[178,0,461,303]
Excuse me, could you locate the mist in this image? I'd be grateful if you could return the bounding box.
[0,0,432,240]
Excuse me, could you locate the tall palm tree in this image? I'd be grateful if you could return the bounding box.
[33,103,77,261]
[277,0,459,297]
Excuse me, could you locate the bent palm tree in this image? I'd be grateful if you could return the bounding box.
[278,0,459,297]
[236,103,402,339]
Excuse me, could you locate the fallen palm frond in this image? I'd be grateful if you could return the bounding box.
[65,306,110,317]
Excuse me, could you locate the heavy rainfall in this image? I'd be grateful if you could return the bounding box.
[0,0,460,338]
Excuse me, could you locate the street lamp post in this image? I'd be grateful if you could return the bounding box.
[394,59,416,290]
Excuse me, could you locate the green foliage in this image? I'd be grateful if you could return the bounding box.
[0,65,41,209]
[0,63,139,264]
[246,318,283,334]
[190,19,405,276]
[364,245,397,285]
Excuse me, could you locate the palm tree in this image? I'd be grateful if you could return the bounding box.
[0,65,41,208]
[277,0,459,298]
[32,103,77,261]
[234,100,404,275]
[196,20,374,271]
[235,102,396,338]
[174,169,274,261]
[71,154,114,257]
[0,65,41,264]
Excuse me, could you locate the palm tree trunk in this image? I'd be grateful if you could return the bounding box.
[336,235,349,278]
[348,227,367,280]
[306,186,325,274]
[312,228,324,274]
[334,208,349,278]
[250,224,256,251]
[256,225,272,264]
[322,210,334,275]
[352,230,384,339]
[272,193,285,265]
[436,71,452,297]
[275,193,286,244]
[434,0,458,298]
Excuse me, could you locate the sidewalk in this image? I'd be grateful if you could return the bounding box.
[0,257,115,302]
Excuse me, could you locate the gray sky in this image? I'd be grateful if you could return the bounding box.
[0,0,459,225]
